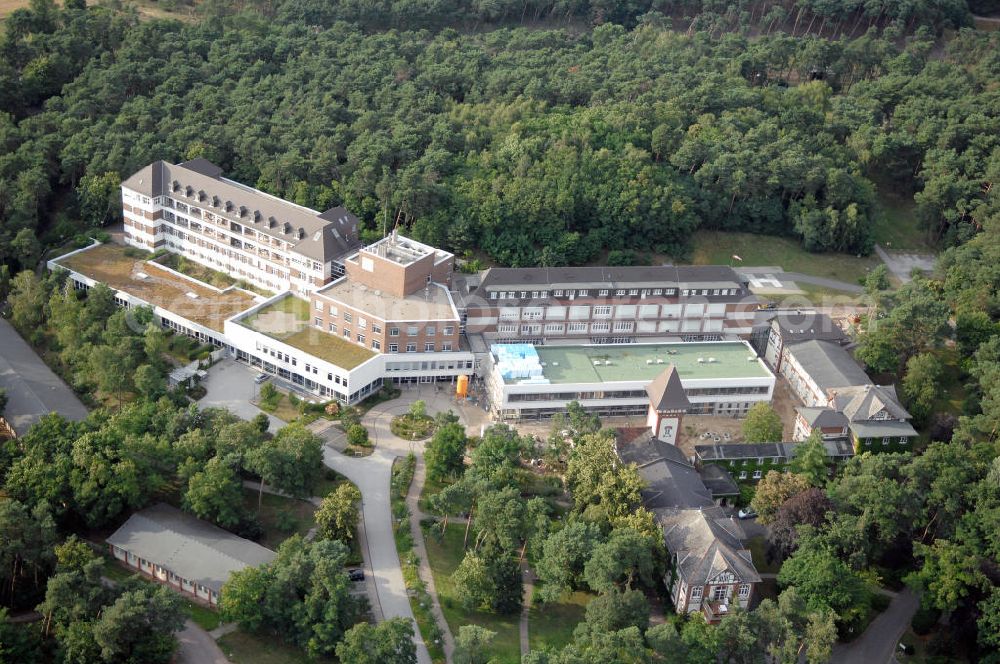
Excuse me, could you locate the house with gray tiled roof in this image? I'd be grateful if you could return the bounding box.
[616,435,759,623]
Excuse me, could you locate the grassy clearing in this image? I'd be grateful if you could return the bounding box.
[242,488,316,550]
[688,230,879,284]
[218,629,324,664]
[929,347,968,418]
[790,282,868,306]
[425,523,520,664]
[748,535,781,575]
[528,589,591,652]
[871,190,935,253]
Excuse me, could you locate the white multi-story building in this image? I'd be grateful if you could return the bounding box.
[121,159,361,295]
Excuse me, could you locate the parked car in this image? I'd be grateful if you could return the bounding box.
[348,568,365,582]
[738,508,757,520]
[254,373,271,384]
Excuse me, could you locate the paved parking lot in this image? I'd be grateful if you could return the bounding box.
[198,359,284,433]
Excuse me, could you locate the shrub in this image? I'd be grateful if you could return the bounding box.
[347,424,370,447]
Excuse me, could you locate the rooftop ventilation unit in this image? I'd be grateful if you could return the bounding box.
[136,272,148,280]
[552,361,559,366]
[604,360,612,366]
[646,359,653,365]
[185,292,199,299]
[708,357,717,363]
[748,356,756,361]
[656,358,664,364]
[313,231,322,241]
[593,360,602,366]
[697,357,705,363]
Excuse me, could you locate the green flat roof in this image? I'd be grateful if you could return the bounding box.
[238,294,375,370]
[512,342,769,385]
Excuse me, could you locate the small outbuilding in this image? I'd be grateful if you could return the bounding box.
[107,503,276,605]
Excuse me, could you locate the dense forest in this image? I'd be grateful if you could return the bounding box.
[0,0,998,270]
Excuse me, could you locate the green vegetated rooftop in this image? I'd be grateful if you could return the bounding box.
[56,243,257,333]
[518,342,771,385]
[239,294,375,370]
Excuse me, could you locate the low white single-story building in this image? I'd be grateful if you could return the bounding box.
[484,340,774,420]
[107,503,276,605]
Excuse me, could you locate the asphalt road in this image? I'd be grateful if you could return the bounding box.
[831,589,919,664]
[322,388,490,664]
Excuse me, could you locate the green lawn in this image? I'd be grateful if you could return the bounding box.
[929,348,968,418]
[313,469,350,498]
[258,391,303,423]
[689,230,879,284]
[747,536,781,574]
[871,189,935,253]
[528,589,591,652]
[218,629,328,664]
[424,524,520,664]
[242,489,317,550]
[418,476,452,514]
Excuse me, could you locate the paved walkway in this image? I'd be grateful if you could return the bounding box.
[320,386,489,664]
[831,588,918,664]
[407,453,456,659]
[177,620,230,664]
[519,564,535,657]
[874,245,936,284]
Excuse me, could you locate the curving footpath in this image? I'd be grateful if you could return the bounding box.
[321,386,490,664]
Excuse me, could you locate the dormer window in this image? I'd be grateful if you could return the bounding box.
[254,211,262,223]
[283,222,292,235]
[225,201,234,212]
[297,228,306,240]
[238,206,247,218]
[185,185,193,197]
[212,195,220,207]
[197,190,206,202]
[172,180,181,192]
[268,216,277,228]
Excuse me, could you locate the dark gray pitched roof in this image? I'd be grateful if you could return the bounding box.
[786,340,870,391]
[646,366,690,412]
[122,160,361,262]
[833,384,911,422]
[770,312,849,346]
[660,506,761,586]
[616,437,714,509]
[0,319,88,436]
[698,464,740,496]
[472,265,746,295]
[797,406,849,429]
[107,503,276,593]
